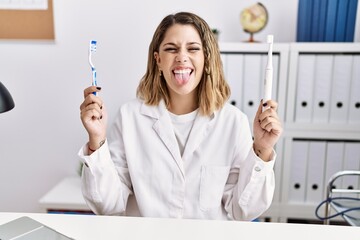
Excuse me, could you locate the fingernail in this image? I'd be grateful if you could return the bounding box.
[100,106,103,110]
[96,87,102,90]
[263,102,268,107]
[100,115,103,119]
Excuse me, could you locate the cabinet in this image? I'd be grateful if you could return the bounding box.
[220,42,360,223]
[39,177,92,214]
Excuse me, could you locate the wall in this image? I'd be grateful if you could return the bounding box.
[0,0,357,212]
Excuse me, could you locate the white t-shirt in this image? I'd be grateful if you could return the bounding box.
[168,109,199,156]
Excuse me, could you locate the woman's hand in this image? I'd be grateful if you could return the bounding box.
[252,100,283,161]
[80,86,107,152]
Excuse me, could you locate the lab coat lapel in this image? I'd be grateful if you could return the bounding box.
[140,100,184,177]
[182,112,215,160]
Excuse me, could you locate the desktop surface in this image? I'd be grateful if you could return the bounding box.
[0,212,359,240]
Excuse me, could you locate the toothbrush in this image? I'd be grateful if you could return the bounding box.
[263,35,273,112]
[88,40,97,95]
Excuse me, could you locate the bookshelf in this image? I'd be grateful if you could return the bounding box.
[220,42,360,223]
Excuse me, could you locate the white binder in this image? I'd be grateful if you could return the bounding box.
[305,141,326,204]
[348,55,360,124]
[289,140,309,203]
[341,142,360,190]
[295,54,315,123]
[325,142,345,189]
[226,54,244,108]
[312,55,333,123]
[220,53,227,78]
[329,55,352,123]
[272,54,279,101]
[242,54,262,124]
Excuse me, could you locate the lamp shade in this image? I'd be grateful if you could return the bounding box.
[0,81,15,113]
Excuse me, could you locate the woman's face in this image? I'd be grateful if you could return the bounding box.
[154,24,205,98]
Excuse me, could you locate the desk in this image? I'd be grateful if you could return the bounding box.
[0,212,359,240]
[39,177,92,213]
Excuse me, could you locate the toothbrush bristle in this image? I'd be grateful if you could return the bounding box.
[90,40,97,52]
[267,35,274,44]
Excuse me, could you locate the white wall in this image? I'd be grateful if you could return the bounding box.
[0,0,357,212]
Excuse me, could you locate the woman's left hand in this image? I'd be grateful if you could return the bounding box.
[252,100,283,161]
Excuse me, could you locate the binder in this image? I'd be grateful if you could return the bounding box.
[295,54,315,123]
[305,141,327,204]
[345,0,359,41]
[348,55,360,124]
[226,54,244,108]
[311,0,321,41]
[272,54,279,101]
[312,54,333,123]
[297,0,312,41]
[242,54,262,124]
[289,140,309,203]
[324,0,338,41]
[220,54,227,78]
[342,142,360,190]
[334,0,349,42]
[329,55,352,123]
[318,0,329,41]
[325,142,345,190]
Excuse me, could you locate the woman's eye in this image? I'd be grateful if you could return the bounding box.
[189,48,200,52]
[164,48,177,52]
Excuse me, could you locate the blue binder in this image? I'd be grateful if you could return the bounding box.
[324,0,338,41]
[345,0,359,41]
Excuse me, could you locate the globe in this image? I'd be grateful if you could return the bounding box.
[240,2,268,42]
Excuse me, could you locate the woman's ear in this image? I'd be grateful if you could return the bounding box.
[154,52,160,64]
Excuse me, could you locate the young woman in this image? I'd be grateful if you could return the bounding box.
[79,12,282,220]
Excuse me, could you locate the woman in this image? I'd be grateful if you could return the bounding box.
[79,12,282,220]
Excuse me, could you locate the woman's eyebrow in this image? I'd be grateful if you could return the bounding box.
[162,42,202,47]
[162,42,177,47]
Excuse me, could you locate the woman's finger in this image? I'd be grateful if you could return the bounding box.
[83,86,102,98]
[80,93,103,111]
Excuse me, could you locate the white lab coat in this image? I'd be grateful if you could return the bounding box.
[79,98,275,220]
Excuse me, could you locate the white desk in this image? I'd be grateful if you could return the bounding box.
[39,177,91,213]
[0,212,359,240]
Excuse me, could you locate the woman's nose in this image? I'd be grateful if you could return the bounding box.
[175,51,188,63]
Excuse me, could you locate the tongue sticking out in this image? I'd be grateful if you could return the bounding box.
[174,70,191,85]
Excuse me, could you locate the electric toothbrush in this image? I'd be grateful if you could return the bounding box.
[263,35,273,112]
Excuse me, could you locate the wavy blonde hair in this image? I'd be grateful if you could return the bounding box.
[137,12,230,116]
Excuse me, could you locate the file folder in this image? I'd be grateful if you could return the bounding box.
[345,0,359,41]
[295,54,315,123]
[289,140,309,203]
[325,142,345,190]
[324,0,338,41]
[312,54,333,123]
[242,54,262,124]
[342,142,360,190]
[348,55,360,124]
[329,55,352,123]
[305,141,327,204]
[334,0,349,42]
[226,54,244,108]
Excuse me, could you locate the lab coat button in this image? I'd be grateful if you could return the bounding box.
[254,166,261,172]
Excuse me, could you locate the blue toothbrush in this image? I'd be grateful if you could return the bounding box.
[88,40,97,95]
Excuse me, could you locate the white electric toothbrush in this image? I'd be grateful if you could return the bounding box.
[88,40,97,95]
[263,35,273,112]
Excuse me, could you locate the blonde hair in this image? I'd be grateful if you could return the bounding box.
[137,12,230,116]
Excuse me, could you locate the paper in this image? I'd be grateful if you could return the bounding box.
[0,0,48,10]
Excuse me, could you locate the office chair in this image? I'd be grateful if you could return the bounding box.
[316,170,360,226]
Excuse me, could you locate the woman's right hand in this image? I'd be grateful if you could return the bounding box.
[80,86,107,152]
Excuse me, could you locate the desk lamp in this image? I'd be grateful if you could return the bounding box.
[0,82,15,113]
